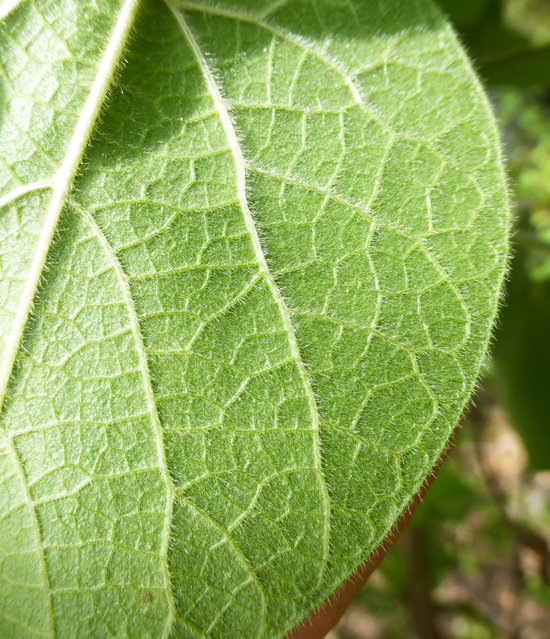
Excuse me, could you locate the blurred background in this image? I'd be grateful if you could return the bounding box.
[330,1,550,637]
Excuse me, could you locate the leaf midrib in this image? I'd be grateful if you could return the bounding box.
[0,0,142,410]
[0,2,144,637]
[0,0,22,21]
[2,0,333,634]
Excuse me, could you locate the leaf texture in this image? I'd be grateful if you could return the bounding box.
[0,0,510,637]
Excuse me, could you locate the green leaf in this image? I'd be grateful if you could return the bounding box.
[0,0,510,636]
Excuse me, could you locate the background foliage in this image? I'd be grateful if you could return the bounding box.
[330,1,550,637]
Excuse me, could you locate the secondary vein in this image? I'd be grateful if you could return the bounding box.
[0,180,52,209]
[165,0,332,586]
[0,429,56,638]
[71,201,177,637]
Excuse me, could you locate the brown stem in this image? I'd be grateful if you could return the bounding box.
[400,526,443,639]
[286,426,460,639]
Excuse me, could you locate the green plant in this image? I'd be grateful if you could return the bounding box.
[0,0,510,637]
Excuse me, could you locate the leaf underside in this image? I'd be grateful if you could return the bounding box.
[0,0,509,637]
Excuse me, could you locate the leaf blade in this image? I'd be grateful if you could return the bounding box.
[179,0,510,614]
[0,1,510,637]
[165,2,331,580]
[0,0,141,407]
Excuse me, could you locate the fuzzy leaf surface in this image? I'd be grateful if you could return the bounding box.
[0,0,509,637]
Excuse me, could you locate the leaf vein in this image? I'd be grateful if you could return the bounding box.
[165,2,332,594]
[0,0,141,411]
[70,201,177,638]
